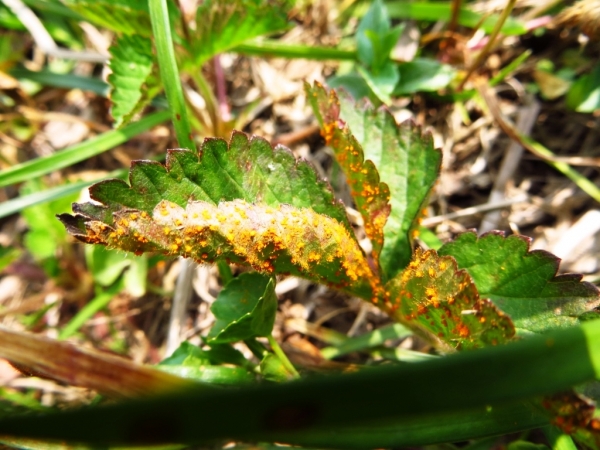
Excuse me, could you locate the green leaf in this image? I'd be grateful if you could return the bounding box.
[4,319,600,445]
[385,248,515,351]
[260,353,295,382]
[438,232,600,334]
[0,245,21,272]
[327,73,372,101]
[60,0,154,36]
[308,83,442,280]
[85,245,131,286]
[108,34,160,128]
[566,63,600,113]
[356,0,391,69]
[188,0,292,66]
[394,58,456,95]
[208,273,277,343]
[157,364,255,385]
[356,62,399,105]
[159,343,254,385]
[306,82,390,270]
[20,179,77,260]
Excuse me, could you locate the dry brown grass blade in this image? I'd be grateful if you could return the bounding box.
[0,327,194,398]
[478,84,600,168]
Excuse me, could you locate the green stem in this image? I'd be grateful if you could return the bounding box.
[267,335,300,379]
[244,338,268,360]
[234,40,357,61]
[216,261,233,285]
[148,0,195,151]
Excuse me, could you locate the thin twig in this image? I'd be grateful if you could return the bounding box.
[421,195,529,227]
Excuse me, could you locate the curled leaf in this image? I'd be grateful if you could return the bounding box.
[385,248,515,351]
[306,82,390,267]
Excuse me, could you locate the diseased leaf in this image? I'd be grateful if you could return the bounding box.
[0,326,194,398]
[60,200,378,300]
[438,232,600,334]
[384,248,515,351]
[108,35,160,128]
[60,132,352,233]
[336,92,441,282]
[189,0,292,66]
[306,82,390,271]
[208,273,277,343]
[307,82,442,281]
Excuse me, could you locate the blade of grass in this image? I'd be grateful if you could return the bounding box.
[58,279,124,340]
[489,50,531,87]
[10,67,109,96]
[148,0,195,151]
[480,86,600,203]
[320,323,412,359]
[1,319,600,445]
[234,40,357,61]
[0,111,170,188]
[386,1,527,35]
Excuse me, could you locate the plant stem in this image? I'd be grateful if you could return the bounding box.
[216,261,233,285]
[148,0,195,151]
[267,335,300,379]
[244,338,268,360]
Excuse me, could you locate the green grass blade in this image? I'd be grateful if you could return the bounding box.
[10,67,109,96]
[234,40,357,61]
[1,319,600,445]
[0,111,170,188]
[58,279,124,340]
[386,1,527,35]
[264,401,549,448]
[148,0,195,151]
[0,180,88,219]
[320,323,412,359]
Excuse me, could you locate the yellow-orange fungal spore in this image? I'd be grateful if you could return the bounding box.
[129,213,138,220]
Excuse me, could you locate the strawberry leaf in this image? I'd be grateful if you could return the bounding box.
[61,132,352,232]
[208,273,277,343]
[335,90,442,281]
[61,0,155,36]
[188,0,292,66]
[438,232,600,334]
[306,82,390,271]
[306,82,441,281]
[385,248,515,351]
[108,35,161,128]
[60,200,377,299]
